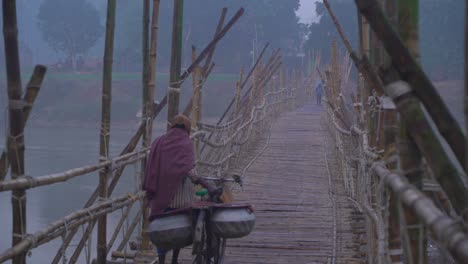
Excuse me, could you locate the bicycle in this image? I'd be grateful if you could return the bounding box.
[147,174,252,264]
[191,175,243,264]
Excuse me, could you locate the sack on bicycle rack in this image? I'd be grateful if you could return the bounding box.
[210,204,255,239]
[147,208,193,250]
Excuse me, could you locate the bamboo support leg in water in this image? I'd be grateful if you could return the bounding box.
[98,1,117,263]
[53,9,245,262]
[191,48,203,160]
[167,0,184,128]
[2,1,26,264]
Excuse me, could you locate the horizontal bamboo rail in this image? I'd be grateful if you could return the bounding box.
[50,9,246,261]
[384,81,468,214]
[0,148,148,192]
[372,163,468,263]
[0,192,145,263]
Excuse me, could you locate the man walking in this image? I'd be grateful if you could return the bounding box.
[315,80,323,105]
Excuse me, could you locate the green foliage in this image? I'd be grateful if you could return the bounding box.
[37,0,103,58]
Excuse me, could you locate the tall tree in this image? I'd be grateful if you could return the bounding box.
[37,0,103,70]
[304,0,359,64]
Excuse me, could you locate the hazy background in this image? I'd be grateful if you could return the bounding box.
[0,0,465,263]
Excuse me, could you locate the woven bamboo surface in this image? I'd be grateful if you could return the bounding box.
[130,103,363,264]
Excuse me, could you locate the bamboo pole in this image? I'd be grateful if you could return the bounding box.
[202,7,227,76]
[191,66,203,159]
[106,204,133,254]
[111,251,136,260]
[140,0,154,251]
[354,0,466,171]
[0,192,144,263]
[0,65,47,181]
[234,68,244,116]
[147,0,161,131]
[55,11,244,260]
[167,0,184,129]
[238,56,282,109]
[384,81,468,215]
[183,8,228,117]
[322,0,384,96]
[98,1,116,263]
[69,220,96,264]
[210,44,272,125]
[115,209,143,252]
[183,62,214,117]
[178,8,243,82]
[466,0,468,175]
[142,0,150,147]
[2,1,26,263]
[396,1,426,262]
[372,163,468,263]
[59,11,244,261]
[199,44,272,155]
[0,149,147,192]
[191,47,203,160]
[381,1,403,263]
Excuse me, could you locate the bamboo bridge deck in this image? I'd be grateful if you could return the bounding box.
[133,103,363,264]
[221,103,362,263]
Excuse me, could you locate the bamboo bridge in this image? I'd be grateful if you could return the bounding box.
[2,0,468,263]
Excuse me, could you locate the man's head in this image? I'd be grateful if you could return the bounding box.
[171,114,191,134]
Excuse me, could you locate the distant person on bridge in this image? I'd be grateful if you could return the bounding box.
[315,80,323,105]
[143,114,218,264]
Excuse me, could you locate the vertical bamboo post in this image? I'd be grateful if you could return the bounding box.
[140,0,156,250]
[234,68,244,117]
[397,1,426,263]
[360,6,380,262]
[379,1,404,263]
[331,39,340,107]
[167,0,184,129]
[191,47,203,160]
[360,14,370,127]
[466,0,468,174]
[2,1,26,263]
[97,1,116,263]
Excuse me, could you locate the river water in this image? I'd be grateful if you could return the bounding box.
[0,80,464,263]
[0,122,165,263]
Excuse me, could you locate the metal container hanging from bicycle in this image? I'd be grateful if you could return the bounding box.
[147,174,255,264]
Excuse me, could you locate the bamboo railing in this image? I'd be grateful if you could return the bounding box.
[0,2,314,262]
[321,0,468,263]
[0,58,304,263]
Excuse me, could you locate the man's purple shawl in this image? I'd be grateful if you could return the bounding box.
[143,128,195,217]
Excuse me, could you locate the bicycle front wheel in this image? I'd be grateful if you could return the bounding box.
[213,238,226,264]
